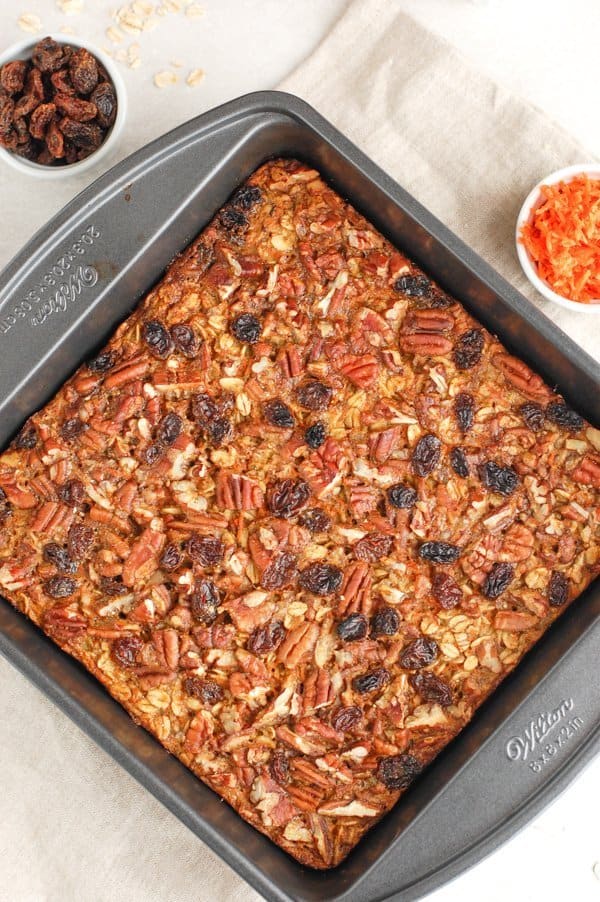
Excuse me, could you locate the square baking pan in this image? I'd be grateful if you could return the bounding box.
[0,91,598,902]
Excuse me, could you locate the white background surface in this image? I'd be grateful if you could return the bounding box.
[0,2,599,901]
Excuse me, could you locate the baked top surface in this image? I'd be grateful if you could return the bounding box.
[0,158,599,869]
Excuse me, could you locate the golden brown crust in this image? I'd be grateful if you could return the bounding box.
[0,159,599,869]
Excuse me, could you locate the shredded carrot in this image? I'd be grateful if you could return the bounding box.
[520,174,600,303]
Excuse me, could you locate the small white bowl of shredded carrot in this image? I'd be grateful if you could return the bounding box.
[516,163,600,312]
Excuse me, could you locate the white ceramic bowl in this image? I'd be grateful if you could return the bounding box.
[0,33,126,179]
[516,163,600,314]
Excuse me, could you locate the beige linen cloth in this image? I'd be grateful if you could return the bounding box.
[1,3,598,902]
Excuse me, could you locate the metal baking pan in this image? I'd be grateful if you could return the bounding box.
[0,91,598,902]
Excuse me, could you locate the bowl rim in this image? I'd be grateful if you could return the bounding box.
[515,162,600,314]
[0,32,127,179]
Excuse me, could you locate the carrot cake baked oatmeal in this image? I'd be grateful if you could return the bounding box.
[0,159,599,868]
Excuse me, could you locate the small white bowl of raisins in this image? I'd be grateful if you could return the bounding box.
[0,34,126,178]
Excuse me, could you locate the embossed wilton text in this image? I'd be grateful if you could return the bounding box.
[505,698,574,761]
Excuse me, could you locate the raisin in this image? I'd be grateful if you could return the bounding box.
[32,37,67,73]
[170,323,200,358]
[410,671,453,706]
[230,313,261,343]
[142,319,173,358]
[264,399,295,428]
[483,562,515,598]
[69,47,99,94]
[337,612,369,642]
[14,423,37,449]
[393,274,432,298]
[370,606,400,637]
[59,478,86,507]
[331,706,362,732]
[143,443,164,465]
[54,93,97,122]
[190,578,220,623]
[46,120,64,158]
[431,571,462,609]
[450,447,469,478]
[156,411,182,446]
[304,421,327,449]
[520,402,545,432]
[43,543,76,573]
[160,543,182,572]
[247,620,286,655]
[400,636,438,669]
[0,96,15,139]
[418,541,461,564]
[67,523,93,559]
[260,552,297,590]
[412,433,441,476]
[270,749,290,785]
[60,417,85,441]
[0,60,28,95]
[30,101,57,139]
[43,575,77,598]
[548,571,569,607]
[298,507,331,533]
[88,350,117,373]
[376,753,422,790]
[183,676,224,705]
[386,483,417,509]
[454,328,484,370]
[545,401,584,432]
[354,532,393,562]
[50,68,74,95]
[191,392,218,423]
[231,185,263,211]
[99,576,128,596]
[59,118,103,149]
[352,667,390,695]
[90,81,117,128]
[479,461,519,496]
[187,533,224,566]
[111,635,143,668]
[266,478,310,519]
[220,208,248,232]
[294,379,332,411]
[298,562,343,596]
[205,416,233,447]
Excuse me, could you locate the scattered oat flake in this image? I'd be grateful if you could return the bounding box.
[106,25,124,43]
[154,70,178,88]
[162,0,182,11]
[129,58,142,69]
[186,68,205,87]
[132,0,154,13]
[186,2,204,17]
[57,0,83,13]
[119,11,144,33]
[18,13,42,32]
[60,24,77,34]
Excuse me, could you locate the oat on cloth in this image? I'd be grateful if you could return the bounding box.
[1,3,597,901]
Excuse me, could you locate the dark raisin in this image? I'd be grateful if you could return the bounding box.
[54,93,97,122]
[156,411,182,446]
[266,478,310,519]
[190,578,220,623]
[60,417,85,441]
[206,415,233,446]
[400,636,438,669]
[43,543,76,573]
[230,313,261,343]
[69,47,99,94]
[170,323,200,358]
[90,81,116,128]
[99,576,128,596]
[337,612,369,642]
[32,37,67,73]
[454,392,475,433]
[479,461,519,496]
[67,523,93,559]
[270,749,290,785]
[15,423,37,449]
[331,706,362,733]
[418,541,461,564]
[59,118,103,150]
[294,379,332,411]
[183,676,224,705]
[431,571,462,609]
[298,507,331,533]
[454,328,484,370]
[247,620,286,655]
[111,635,143,668]
[88,350,117,373]
[191,392,218,424]
[409,671,453,706]
[46,120,65,159]
[144,443,164,465]
[546,401,584,432]
[520,402,545,432]
[220,208,248,232]
[0,60,28,95]
[298,562,343,596]
[29,102,56,140]
[43,575,77,598]
[352,667,390,695]
[354,532,394,563]
[264,399,295,429]
[393,274,432,298]
[142,319,173,358]
[304,421,327,449]
[370,606,400,637]
[412,433,441,477]
[450,447,469,478]
[260,551,297,590]
[160,543,182,572]
[386,483,417,509]
[483,562,515,598]
[59,478,86,507]
[376,753,422,790]
[231,185,263,211]
[187,533,224,567]
[548,571,569,607]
